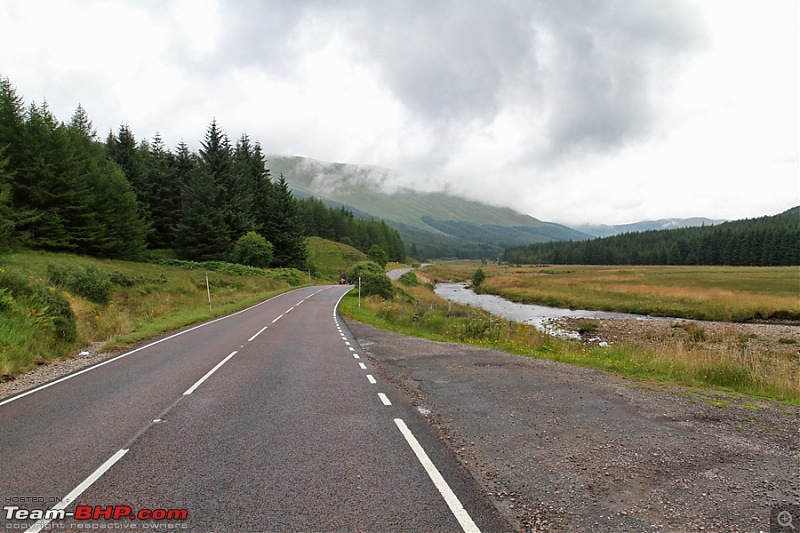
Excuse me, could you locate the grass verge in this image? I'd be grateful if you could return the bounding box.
[339,273,799,406]
[0,250,311,378]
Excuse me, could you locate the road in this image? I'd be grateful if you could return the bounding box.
[0,285,508,532]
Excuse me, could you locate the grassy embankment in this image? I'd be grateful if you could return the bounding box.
[339,264,799,405]
[0,238,365,379]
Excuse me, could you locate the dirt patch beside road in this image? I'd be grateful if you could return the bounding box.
[346,319,800,532]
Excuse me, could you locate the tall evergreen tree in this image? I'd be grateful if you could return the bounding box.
[106,124,152,231]
[138,133,182,248]
[198,119,238,251]
[0,77,35,245]
[65,106,147,257]
[267,173,307,269]
[0,77,26,156]
[0,151,14,250]
[14,102,93,250]
[250,142,274,236]
[228,133,260,238]
[175,165,230,261]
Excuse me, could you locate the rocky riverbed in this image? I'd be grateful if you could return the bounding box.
[553,316,800,360]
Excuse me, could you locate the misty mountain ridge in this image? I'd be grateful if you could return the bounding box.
[575,217,728,238]
[269,155,590,258]
[269,155,734,259]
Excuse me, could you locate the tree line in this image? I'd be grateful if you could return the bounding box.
[503,207,800,266]
[0,76,405,267]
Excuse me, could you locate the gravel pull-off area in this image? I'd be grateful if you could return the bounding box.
[346,320,800,533]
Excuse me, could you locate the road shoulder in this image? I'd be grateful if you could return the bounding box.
[346,318,800,532]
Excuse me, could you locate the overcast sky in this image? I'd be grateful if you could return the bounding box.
[1,0,797,225]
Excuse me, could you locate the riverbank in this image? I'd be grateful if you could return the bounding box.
[555,316,800,358]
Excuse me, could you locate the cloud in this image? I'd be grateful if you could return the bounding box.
[187,1,706,165]
[0,0,795,225]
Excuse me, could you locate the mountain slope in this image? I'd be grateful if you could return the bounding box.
[269,155,588,257]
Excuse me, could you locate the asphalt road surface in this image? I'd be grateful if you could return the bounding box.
[0,285,509,532]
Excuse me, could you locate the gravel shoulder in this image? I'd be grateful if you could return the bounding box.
[346,319,800,532]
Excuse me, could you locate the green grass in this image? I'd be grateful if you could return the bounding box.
[305,236,366,280]
[339,279,800,406]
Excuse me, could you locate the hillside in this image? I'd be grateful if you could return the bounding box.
[269,155,588,258]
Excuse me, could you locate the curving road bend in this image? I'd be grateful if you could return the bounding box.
[0,285,508,532]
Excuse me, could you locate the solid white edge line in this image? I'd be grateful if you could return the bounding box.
[393,419,481,533]
[378,393,391,406]
[248,326,268,342]
[366,374,377,384]
[0,289,300,407]
[27,448,130,533]
[183,351,238,395]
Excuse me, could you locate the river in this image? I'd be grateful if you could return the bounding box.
[433,282,673,339]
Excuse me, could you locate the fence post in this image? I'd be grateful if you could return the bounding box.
[205,272,212,313]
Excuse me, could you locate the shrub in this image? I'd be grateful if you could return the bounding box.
[471,268,487,288]
[367,245,389,268]
[268,268,304,286]
[232,232,274,268]
[0,268,77,341]
[349,261,394,299]
[47,264,113,305]
[398,271,420,286]
[0,287,14,312]
[159,259,268,276]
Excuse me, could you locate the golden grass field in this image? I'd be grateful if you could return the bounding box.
[376,263,800,404]
[422,262,800,322]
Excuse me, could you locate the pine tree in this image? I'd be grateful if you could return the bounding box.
[198,119,240,249]
[106,124,155,243]
[0,151,14,250]
[175,165,231,261]
[228,133,261,238]
[0,76,26,156]
[0,77,34,245]
[267,173,307,268]
[14,102,91,250]
[65,106,148,257]
[139,133,182,248]
[251,148,274,237]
